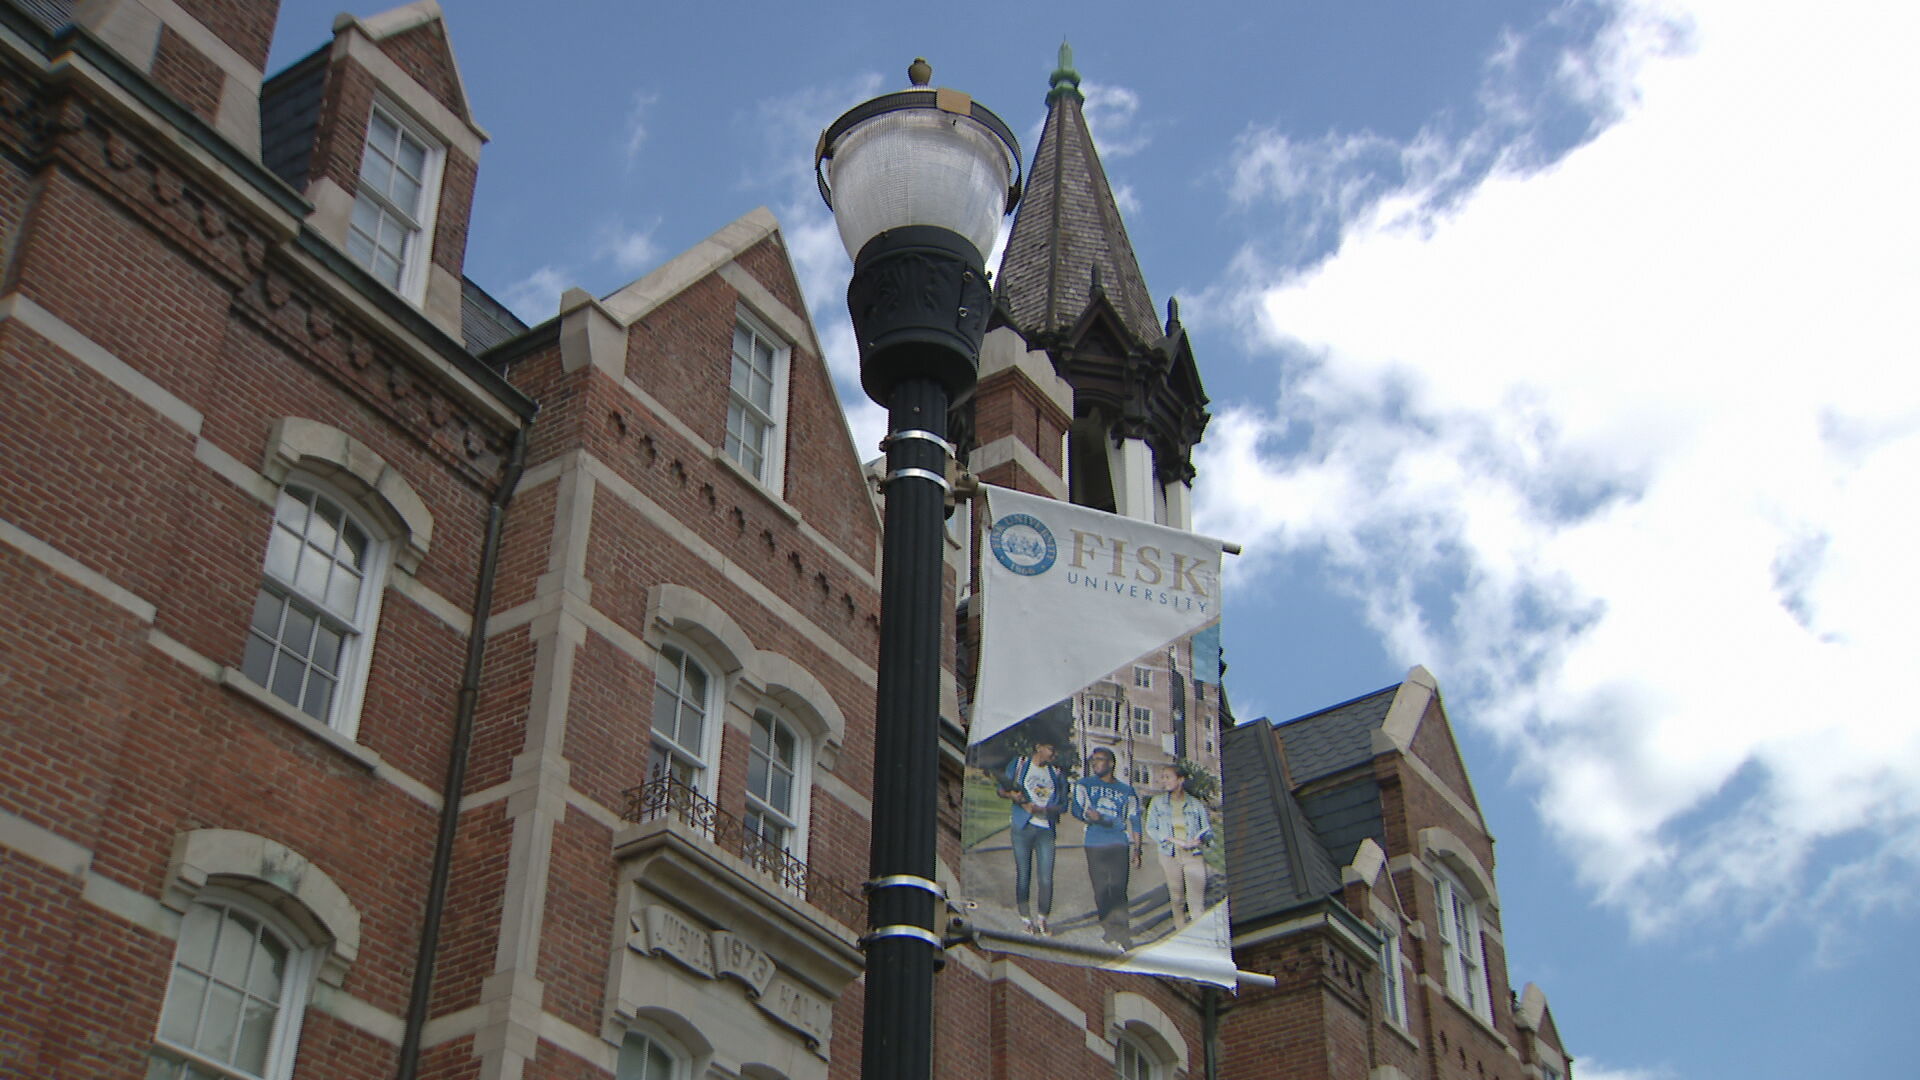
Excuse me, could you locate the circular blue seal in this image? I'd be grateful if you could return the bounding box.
[989,513,1057,576]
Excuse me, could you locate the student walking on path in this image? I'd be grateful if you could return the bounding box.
[1144,763,1212,928]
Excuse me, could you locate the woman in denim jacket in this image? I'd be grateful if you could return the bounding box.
[1144,763,1212,927]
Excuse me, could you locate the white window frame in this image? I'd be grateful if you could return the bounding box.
[650,641,721,800]
[1129,763,1153,786]
[149,888,320,1080]
[722,310,790,493]
[1114,1029,1160,1080]
[349,99,444,304]
[616,1024,686,1080]
[1132,665,1153,689]
[1084,695,1118,730]
[1378,920,1408,1027]
[1435,869,1491,1022]
[1130,705,1154,735]
[744,705,811,863]
[241,476,391,739]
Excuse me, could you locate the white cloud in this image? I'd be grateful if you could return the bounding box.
[602,222,661,273]
[501,264,567,324]
[1198,0,1920,941]
[1574,1062,1677,1080]
[1081,82,1150,158]
[623,91,659,167]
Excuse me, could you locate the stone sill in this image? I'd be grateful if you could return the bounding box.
[711,448,803,524]
[220,667,382,772]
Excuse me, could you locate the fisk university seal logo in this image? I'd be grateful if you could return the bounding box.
[989,513,1056,576]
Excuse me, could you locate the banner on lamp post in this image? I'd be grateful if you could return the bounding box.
[959,485,1234,986]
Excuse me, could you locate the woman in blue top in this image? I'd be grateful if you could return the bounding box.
[1144,763,1212,928]
[998,740,1067,935]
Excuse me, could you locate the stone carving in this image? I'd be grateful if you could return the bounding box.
[628,905,831,1052]
[759,974,832,1049]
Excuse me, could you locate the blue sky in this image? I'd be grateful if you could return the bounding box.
[268,3,1920,1078]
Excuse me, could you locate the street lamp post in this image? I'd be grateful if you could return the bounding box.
[816,61,1020,1080]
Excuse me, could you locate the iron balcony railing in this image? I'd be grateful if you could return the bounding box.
[621,773,864,928]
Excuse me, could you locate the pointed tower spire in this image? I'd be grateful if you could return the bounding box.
[995,41,1163,348]
[975,46,1209,525]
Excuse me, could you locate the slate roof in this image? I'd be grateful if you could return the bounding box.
[1223,719,1343,925]
[460,276,528,355]
[1224,684,1408,927]
[1272,685,1397,785]
[994,55,1163,349]
[11,0,69,31]
[260,46,328,191]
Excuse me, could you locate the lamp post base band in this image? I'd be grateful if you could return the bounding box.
[885,467,951,493]
[861,925,944,949]
[866,874,946,899]
[879,429,957,457]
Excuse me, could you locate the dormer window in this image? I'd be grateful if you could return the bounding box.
[349,102,442,302]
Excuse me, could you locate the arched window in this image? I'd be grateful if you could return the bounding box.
[744,707,808,859]
[149,891,318,1080]
[241,480,389,735]
[617,1028,683,1080]
[651,643,716,793]
[1115,1029,1159,1080]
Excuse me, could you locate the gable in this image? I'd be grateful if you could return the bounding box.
[376,21,467,123]
[1409,696,1483,819]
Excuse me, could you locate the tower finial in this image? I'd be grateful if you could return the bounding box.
[1047,39,1083,103]
[908,57,932,87]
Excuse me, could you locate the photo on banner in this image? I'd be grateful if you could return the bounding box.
[959,485,1234,986]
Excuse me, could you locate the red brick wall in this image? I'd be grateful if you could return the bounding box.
[150,26,225,125]
[0,52,518,1078]
[376,22,467,121]
[175,0,278,70]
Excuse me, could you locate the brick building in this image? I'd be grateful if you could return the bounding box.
[0,4,1569,1080]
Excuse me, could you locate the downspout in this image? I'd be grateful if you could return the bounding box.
[395,423,530,1080]
[1203,985,1220,1080]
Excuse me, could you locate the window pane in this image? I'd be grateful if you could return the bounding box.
[176,903,217,968]
[341,522,369,569]
[271,650,306,705]
[265,528,299,582]
[158,970,208,1046]
[211,910,257,985]
[392,172,423,216]
[372,249,403,288]
[361,151,393,199]
[302,671,335,719]
[682,660,707,708]
[234,997,277,1073]
[312,625,343,674]
[768,768,791,811]
[747,752,768,798]
[652,684,679,745]
[247,935,286,1000]
[199,982,244,1061]
[325,566,362,616]
[281,606,315,655]
[295,547,330,598]
[369,110,398,153]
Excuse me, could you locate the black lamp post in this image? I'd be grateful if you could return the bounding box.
[816,61,1020,1080]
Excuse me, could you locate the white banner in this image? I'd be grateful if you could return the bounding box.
[960,486,1234,986]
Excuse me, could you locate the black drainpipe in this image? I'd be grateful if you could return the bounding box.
[1203,985,1221,1080]
[395,424,530,1080]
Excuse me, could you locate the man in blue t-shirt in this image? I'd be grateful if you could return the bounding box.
[1072,747,1142,949]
